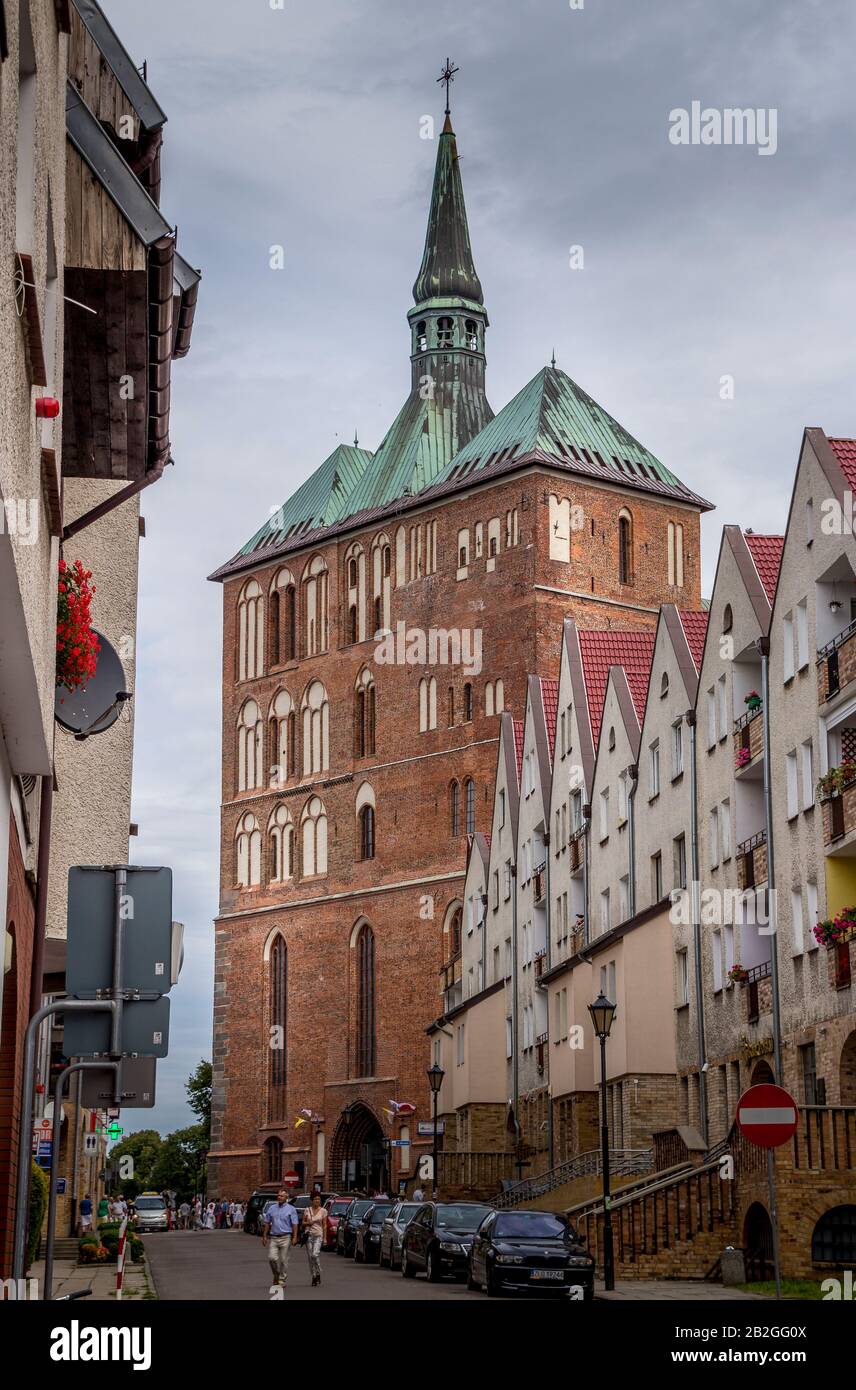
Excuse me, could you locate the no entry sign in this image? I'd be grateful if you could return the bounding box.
[283,1170,300,1187]
[736,1083,798,1149]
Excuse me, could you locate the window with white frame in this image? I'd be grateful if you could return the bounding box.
[717,676,727,740]
[457,528,470,576]
[791,888,805,954]
[456,1022,465,1066]
[600,889,610,935]
[503,860,511,900]
[618,773,628,824]
[724,924,734,977]
[619,876,629,921]
[805,497,813,546]
[676,949,689,1006]
[649,741,660,797]
[707,688,716,749]
[801,740,814,809]
[599,789,609,841]
[709,809,719,868]
[783,612,795,681]
[796,600,809,670]
[712,929,723,992]
[807,881,818,949]
[672,720,684,777]
[720,800,731,860]
[785,750,799,819]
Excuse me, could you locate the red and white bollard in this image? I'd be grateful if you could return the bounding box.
[115,1215,128,1300]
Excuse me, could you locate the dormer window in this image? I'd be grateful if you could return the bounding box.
[437,316,454,349]
[416,320,427,352]
[465,319,478,350]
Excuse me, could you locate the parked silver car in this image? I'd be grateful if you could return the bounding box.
[379,1201,421,1270]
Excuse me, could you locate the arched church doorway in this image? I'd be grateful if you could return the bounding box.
[839,1030,856,1105]
[744,1202,774,1281]
[330,1103,386,1193]
[750,1059,775,1086]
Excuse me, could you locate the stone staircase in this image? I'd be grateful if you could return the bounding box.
[493,1147,654,1210]
[567,1154,739,1280]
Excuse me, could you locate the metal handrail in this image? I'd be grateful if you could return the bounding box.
[734,705,762,732]
[737,828,767,856]
[817,618,856,661]
[492,1147,653,1209]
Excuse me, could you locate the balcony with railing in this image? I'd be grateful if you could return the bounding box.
[733,703,764,771]
[820,772,856,847]
[817,618,856,704]
[737,829,768,890]
[533,861,546,904]
[569,833,583,873]
[534,948,547,988]
[535,1031,548,1075]
[742,958,772,1024]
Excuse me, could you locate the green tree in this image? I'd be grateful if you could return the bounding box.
[148,1124,207,1200]
[108,1128,162,1198]
[186,1060,212,1145]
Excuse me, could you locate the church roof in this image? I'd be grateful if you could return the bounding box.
[432,365,711,508]
[238,444,373,558]
[332,376,492,521]
[412,113,483,307]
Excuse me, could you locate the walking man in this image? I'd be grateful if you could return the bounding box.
[179,1200,191,1230]
[262,1189,300,1290]
[301,1192,328,1288]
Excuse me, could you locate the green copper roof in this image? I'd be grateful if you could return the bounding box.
[332,378,493,520]
[412,114,483,307]
[434,365,688,493]
[239,444,373,556]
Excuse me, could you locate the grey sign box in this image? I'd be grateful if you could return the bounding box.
[63,996,170,1058]
[80,1058,156,1109]
[66,866,173,997]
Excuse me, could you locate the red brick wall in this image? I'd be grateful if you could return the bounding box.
[0,819,36,1277]
[210,469,702,1197]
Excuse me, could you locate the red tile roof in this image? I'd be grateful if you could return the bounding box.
[539,678,559,759]
[678,610,709,672]
[513,719,525,781]
[828,437,856,492]
[744,533,784,605]
[578,630,656,747]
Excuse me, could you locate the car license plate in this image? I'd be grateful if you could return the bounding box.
[531,1269,564,1281]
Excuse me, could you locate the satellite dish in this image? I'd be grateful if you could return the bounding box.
[55,630,132,739]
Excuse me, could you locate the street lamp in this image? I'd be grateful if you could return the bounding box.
[427,1063,445,1197]
[588,992,617,1291]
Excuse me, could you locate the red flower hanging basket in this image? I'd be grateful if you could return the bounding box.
[56,559,100,692]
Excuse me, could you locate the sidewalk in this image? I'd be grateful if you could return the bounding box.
[30,1255,155,1301]
[595,1279,771,1301]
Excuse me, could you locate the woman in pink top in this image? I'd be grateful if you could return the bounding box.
[302,1193,328,1287]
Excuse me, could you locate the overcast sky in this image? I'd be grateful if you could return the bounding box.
[102,0,856,1137]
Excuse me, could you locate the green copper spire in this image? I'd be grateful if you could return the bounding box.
[412,109,484,307]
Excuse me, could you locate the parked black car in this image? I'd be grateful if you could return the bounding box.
[400,1201,493,1281]
[354,1202,395,1263]
[467,1209,595,1297]
[244,1189,279,1236]
[336,1198,375,1257]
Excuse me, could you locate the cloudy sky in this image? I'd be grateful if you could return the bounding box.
[104,0,856,1135]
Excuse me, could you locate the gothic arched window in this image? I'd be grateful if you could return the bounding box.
[356,923,376,1076]
[437,316,453,349]
[268,805,294,881]
[355,668,376,758]
[269,937,287,1118]
[302,555,328,657]
[450,781,461,837]
[464,777,475,834]
[264,1135,283,1183]
[618,510,633,585]
[359,805,375,860]
[268,689,295,785]
[236,812,261,887]
[301,680,329,776]
[301,796,328,877]
[237,579,264,681]
[237,699,263,792]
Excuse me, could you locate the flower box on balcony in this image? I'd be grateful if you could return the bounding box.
[56,559,100,692]
[728,964,749,984]
[813,908,856,949]
[736,747,752,770]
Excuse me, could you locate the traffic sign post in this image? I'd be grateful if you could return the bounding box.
[283,1170,300,1188]
[736,1083,798,1302]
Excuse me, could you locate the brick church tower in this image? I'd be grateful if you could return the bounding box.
[208,90,711,1198]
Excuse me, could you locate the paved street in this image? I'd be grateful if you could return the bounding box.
[145,1230,474,1301]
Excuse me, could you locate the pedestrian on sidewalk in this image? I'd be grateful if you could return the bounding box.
[79,1193,93,1236]
[262,1189,300,1290]
[412,1184,424,1202]
[179,1200,191,1230]
[205,1201,216,1230]
[302,1193,328,1287]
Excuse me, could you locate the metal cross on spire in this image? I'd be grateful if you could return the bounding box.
[437,57,459,116]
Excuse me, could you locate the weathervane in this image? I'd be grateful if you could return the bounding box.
[437,57,459,116]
